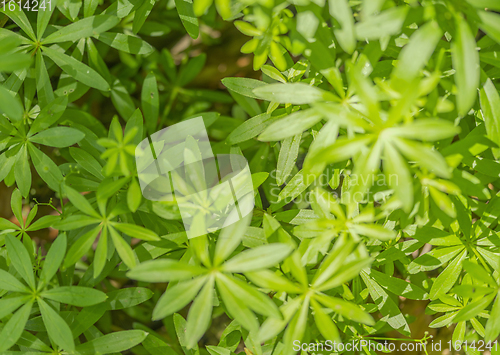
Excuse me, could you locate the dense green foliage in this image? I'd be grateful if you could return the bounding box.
[1,0,500,353]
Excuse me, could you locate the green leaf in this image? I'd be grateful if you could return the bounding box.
[73,330,148,354]
[485,292,500,342]
[0,295,31,319]
[276,134,301,185]
[479,78,500,159]
[109,226,137,269]
[64,185,100,218]
[451,16,479,116]
[315,293,375,325]
[63,225,101,269]
[142,72,159,134]
[429,249,467,300]
[390,119,460,141]
[107,287,153,310]
[185,277,214,348]
[132,0,156,33]
[361,271,410,335]
[54,215,100,230]
[368,269,427,300]
[43,15,120,44]
[355,6,408,41]
[350,224,397,241]
[127,259,206,282]
[112,222,160,241]
[30,127,85,148]
[259,109,323,141]
[282,298,309,355]
[39,234,67,288]
[392,21,442,82]
[0,269,30,293]
[0,4,36,41]
[226,113,279,145]
[38,297,75,351]
[454,293,495,322]
[214,213,251,266]
[42,286,107,307]
[69,147,104,180]
[6,235,35,290]
[328,0,355,54]
[37,1,56,40]
[153,277,206,320]
[222,243,293,272]
[27,144,63,192]
[94,32,154,54]
[174,0,199,39]
[35,51,55,107]
[216,274,259,332]
[221,77,267,99]
[253,83,336,105]
[304,136,374,173]
[29,95,68,134]
[10,188,23,227]
[311,298,341,342]
[478,11,500,45]
[0,300,34,352]
[93,226,108,278]
[0,85,23,122]
[383,142,413,212]
[14,145,31,198]
[392,137,451,178]
[245,269,302,293]
[42,46,110,91]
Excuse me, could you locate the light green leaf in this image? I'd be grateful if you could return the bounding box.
[355,6,408,41]
[221,77,267,99]
[259,109,323,141]
[112,222,160,241]
[222,243,293,272]
[392,21,442,82]
[153,277,206,320]
[127,259,206,282]
[329,0,355,54]
[429,249,467,300]
[253,83,336,105]
[451,16,479,116]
